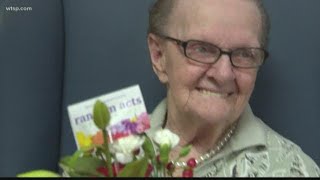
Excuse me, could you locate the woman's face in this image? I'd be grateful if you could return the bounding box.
[150,0,262,125]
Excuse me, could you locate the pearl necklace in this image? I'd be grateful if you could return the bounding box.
[171,123,237,168]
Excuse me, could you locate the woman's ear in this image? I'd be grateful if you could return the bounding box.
[147,33,168,84]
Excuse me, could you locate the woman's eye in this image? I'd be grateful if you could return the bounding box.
[239,50,254,58]
[195,46,208,53]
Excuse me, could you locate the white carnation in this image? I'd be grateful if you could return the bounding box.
[114,152,133,164]
[153,129,180,148]
[110,135,145,164]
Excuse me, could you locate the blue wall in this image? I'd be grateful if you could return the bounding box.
[0,0,319,176]
[0,0,64,176]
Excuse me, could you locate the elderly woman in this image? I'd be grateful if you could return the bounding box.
[146,0,319,177]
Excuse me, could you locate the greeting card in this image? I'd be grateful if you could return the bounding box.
[67,85,150,149]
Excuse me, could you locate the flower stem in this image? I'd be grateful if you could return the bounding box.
[102,129,114,177]
[151,158,158,177]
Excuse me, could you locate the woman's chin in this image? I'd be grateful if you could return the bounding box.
[191,108,233,125]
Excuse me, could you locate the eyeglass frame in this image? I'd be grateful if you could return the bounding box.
[156,34,269,69]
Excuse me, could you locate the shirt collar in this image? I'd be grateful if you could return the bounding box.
[146,98,167,138]
[147,98,267,153]
[229,104,267,152]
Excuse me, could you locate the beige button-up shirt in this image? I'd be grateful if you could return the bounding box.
[147,99,320,177]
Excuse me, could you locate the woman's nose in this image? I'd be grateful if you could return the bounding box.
[205,54,236,82]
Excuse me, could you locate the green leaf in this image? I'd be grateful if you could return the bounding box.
[117,157,149,177]
[59,158,74,175]
[71,156,105,176]
[93,100,110,130]
[179,145,192,158]
[17,170,60,177]
[142,134,155,159]
[159,144,170,165]
[60,156,105,177]
[59,148,84,168]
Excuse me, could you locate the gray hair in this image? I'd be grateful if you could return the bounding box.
[148,0,270,48]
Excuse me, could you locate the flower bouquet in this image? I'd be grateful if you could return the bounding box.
[18,100,194,177]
